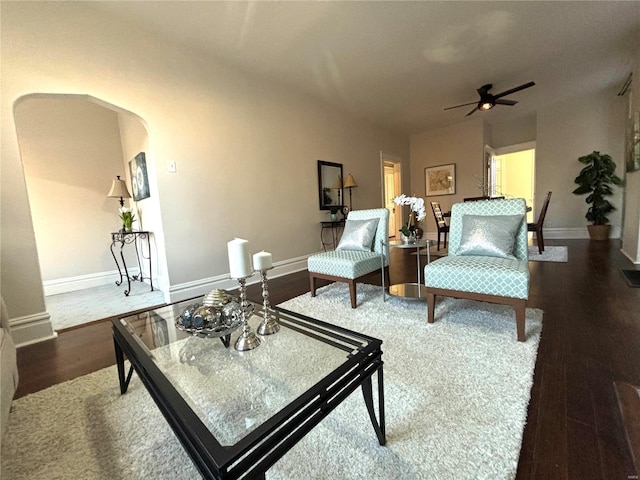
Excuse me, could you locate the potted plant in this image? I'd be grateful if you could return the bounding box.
[572,151,622,240]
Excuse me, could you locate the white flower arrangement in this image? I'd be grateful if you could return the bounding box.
[393,194,426,237]
[393,194,426,221]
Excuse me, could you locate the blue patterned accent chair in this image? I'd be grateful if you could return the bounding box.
[308,208,390,308]
[423,198,530,341]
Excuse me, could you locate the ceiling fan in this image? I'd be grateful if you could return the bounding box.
[444,81,536,117]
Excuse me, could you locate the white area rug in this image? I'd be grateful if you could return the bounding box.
[527,245,568,262]
[46,282,165,330]
[2,284,542,480]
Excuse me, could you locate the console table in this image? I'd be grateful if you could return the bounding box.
[110,230,154,296]
[320,220,345,251]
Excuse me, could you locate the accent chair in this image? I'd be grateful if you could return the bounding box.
[423,198,530,341]
[308,208,389,308]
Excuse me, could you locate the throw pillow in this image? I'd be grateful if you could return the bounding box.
[336,218,379,252]
[456,214,523,259]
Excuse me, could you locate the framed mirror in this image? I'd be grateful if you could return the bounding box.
[317,160,343,211]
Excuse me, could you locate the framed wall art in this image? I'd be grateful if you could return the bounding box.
[129,152,150,201]
[625,110,640,173]
[425,163,456,196]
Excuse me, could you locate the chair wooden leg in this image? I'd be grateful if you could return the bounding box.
[437,234,441,251]
[537,227,544,253]
[444,232,448,249]
[348,280,357,308]
[310,274,317,297]
[515,300,526,342]
[426,293,435,323]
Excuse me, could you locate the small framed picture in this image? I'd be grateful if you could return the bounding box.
[425,163,456,196]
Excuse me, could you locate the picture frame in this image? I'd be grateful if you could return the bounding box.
[625,110,640,173]
[129,152,150,201]
[425,163,456,196]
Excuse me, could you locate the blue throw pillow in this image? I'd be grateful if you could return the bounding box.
[336,218,379,252]
[456,214,523,259]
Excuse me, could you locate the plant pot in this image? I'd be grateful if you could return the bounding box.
[587,224,610,241]
[401,233,416,244]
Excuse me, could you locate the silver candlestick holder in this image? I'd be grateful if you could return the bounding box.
[234,276,261,351]
[257,268,279,336]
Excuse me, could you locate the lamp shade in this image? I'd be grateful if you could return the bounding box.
[107,176,131,199]
[332,175,343,189]
[343,173,358,188]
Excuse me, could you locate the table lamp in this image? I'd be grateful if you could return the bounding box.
[332,175,343,208]
[107,175,131,208]
[343,173,358,211]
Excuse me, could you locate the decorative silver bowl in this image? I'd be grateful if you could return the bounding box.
[176,290,244,338]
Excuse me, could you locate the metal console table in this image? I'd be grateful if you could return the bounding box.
[320,220,345,251]
[383,238,433,300]
[110,230,154,296]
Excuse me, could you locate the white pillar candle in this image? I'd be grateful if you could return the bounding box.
[253,251,273,271]
[227,238,253,279]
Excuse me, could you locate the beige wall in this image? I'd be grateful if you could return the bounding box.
[490,114,537,149]
[621,44,640,264]
[15,97,130,282]
[536,89,626,234]
[409,118,485,233]
[0,2,408,339]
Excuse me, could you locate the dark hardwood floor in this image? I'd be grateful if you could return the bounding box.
[14,239,640,479]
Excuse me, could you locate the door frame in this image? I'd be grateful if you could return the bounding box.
[380,151,403,238]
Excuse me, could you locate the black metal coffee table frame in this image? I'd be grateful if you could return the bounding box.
[112,304,386,480]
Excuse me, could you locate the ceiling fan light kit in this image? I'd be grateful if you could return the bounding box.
[445,81,536,117]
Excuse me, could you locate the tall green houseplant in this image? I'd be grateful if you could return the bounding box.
[572,151,622,240]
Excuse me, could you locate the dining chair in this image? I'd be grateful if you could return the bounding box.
[463,196,505,202]
[430,201,450,251]
[527,191,552,254]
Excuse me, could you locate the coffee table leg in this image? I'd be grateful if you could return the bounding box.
[361,363,386,446]
[114,335,134,394]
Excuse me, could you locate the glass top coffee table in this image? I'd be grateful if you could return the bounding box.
[112,296,385,479]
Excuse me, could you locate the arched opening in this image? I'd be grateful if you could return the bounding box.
[13,94,168,330]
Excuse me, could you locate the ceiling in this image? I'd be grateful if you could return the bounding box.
[92,1,639,135]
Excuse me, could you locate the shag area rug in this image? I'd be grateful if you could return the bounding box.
[1,284,543,480]
[527,245,568,262]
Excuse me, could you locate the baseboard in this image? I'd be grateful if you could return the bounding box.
[425,227,621,242]
[44,269,141,296]
[10,311,58,347]
[167,255,310,303]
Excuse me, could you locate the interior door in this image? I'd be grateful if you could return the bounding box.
[384,165,397,237]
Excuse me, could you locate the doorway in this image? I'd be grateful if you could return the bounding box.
[488,142,536,223]
[380,152,403,239]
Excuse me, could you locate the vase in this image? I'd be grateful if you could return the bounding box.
[330,213,338,221]
[401,233,416,244]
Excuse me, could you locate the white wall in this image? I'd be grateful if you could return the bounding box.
[490,113,537,149]
[0,2,408,343]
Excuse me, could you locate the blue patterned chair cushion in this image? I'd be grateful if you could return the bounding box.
[457,214,523,259]
[424,255,529,299]
[424,198,529,300]
[336,218,379,252]
[308,250,384,279]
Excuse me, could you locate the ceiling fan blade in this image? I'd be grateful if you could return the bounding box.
[465,106,479,117]
[494,99,518,106]
[444,101,478,111]
[493,81,536,99]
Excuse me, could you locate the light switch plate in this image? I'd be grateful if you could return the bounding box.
[167,160,177,173]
